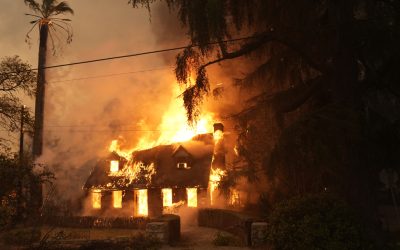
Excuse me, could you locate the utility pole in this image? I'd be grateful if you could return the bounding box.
[19,105,25,160]
[16,105,25,222]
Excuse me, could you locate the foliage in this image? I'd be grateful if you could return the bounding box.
[24,0,74,54]
[266,193,376,250]
[0,153,54,227]
[131,1,400,220]
[0,56,35,150]
[78,232,161,250]
[212,231,240,246]
[2,227,41,245]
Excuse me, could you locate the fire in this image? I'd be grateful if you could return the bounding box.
[209,168,226,206]
[92,189,102,209]
[109,161,155,187]
[162,188,173,207]
[110,160,119,173]
[107,85,215,157]
[113,190,122,208]
[136,189,148,216]
[186,188,198,207]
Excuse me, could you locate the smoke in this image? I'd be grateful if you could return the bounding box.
[36,1,265,214]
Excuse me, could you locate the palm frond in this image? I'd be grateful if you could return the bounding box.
[24,0,41,14]
[50,1,74,16]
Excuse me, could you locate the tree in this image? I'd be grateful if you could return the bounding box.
[131,0,400,217]
[24,0,74,157]
[0,56,36,150]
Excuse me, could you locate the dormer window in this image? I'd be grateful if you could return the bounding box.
[177,162,190,169]
[110,160,119,172]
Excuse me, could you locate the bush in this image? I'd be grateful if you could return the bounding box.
[212,231,232,246]
[79,232,161,250]
[2,227,41,245]
[267,193,375,250]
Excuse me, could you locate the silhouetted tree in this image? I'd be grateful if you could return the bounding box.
[0,56,35,150]
[24,0,73,157]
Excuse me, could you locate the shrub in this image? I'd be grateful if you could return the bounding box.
[266,193,375,250]
[78,232,161,250]
[2,227,41,245]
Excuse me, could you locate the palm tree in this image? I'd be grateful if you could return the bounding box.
[24,0,73,157]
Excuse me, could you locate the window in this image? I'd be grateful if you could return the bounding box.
[92,190,101,209]
[113,190,122,208]
[162,188,173,207]
[110,160,119,172]
[177,162,190,169]
[134,189,148,217]
[186,188,197,207]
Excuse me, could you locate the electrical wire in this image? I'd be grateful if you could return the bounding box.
[48,66,173,84]
[0,35,258,75]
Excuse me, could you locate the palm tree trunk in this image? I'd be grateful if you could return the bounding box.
[31,22,48,213]
[33,23,48,157]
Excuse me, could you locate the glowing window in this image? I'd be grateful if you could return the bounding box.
[110,160,119,172]
[113,190,122,208]
[162,188,173,207]
[136,189,148,216]
[177,162,190,169]
[186,188,197,207]
[92,190,101,209]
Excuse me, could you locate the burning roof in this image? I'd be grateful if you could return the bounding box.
[84,133,214,190]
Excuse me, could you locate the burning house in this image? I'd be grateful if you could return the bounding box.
[83,123,227,217]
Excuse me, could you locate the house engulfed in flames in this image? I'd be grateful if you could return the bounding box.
[83,123,227,217]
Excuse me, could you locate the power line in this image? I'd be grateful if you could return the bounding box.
[48,66,173,84]
[1,35,257,75]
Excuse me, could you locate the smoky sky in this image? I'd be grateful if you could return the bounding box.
[0,0,250,202]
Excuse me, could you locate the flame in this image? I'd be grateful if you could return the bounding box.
[136,189,148,216]
[110,160,119,173]
[230,189,240,206]
[209,168,226,206]
[107,85,215,157]
[113,190,122,208]
[163,200,185,214]
[109,161,155,187]
[162,188,173,207]
[92,189,101,209]
[186,188,198,207]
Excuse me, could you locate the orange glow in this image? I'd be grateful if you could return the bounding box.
[109,162,155,187]
[110,160,119,173]
[162,188,173,207]
[113,190,122,208]
[136,189,148,216]
[92,190,101,209]
[230,189,240,206]
[107,86,215,157]
[209,168,226,206]
[213,130,224,141]
[186,188,198,207]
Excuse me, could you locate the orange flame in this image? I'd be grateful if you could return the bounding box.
[209,168,226,206]
[108,85,215,158]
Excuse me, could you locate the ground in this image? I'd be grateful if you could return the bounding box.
[0,226,255,249]
[162,226,250,250]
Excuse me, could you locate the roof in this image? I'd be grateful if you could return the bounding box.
[84,134,214,190]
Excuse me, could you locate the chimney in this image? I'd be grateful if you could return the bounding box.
[212,123,225,169]
[213,123,224,133]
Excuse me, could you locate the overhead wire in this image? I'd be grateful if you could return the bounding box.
[0,34,258,76]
